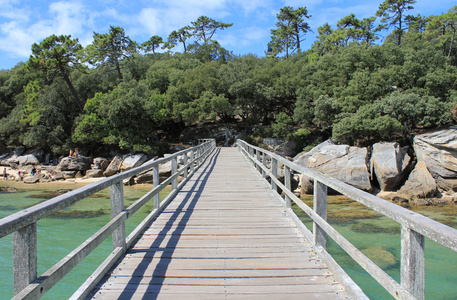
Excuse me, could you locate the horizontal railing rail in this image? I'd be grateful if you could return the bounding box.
[0,139,216,300]
[237,139,457,300]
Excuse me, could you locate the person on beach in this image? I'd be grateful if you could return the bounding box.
[2,168,7,180]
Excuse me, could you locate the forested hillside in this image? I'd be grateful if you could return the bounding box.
[0,2,456,157]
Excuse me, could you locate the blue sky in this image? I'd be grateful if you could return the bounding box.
[0,0,455,70]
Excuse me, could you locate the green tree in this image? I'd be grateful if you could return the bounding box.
[191,16,233,44]
[141,35,163,54]
[376,0,416,45]
[270,6,312,57]
[85,26,138,83]
[164,27,192,53]
[426,6,457,59]
[27,34,84,111]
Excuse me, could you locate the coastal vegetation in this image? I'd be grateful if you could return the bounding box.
[0,1,456,157]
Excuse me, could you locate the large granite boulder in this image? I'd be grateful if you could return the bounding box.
[370,142,411,191]
[306,144,372,191]
[294,140,336,195]
[23,174,45,184]
[85,169,104,178]
[103,155,123,177]
[58,156,92,172]
[398,162,438,199]
[92,158,110,171]
[414,128,457,191]
[17,154,40,166]
[120,153,147,171]
[293,139,335,166]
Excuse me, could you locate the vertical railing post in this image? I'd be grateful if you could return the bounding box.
[284,165,291,209]
[313,179,327,249]
[271,158,278,193]
[401,226,425,300]
[190,150,195,173]
[262,153,267,178]
[183,152,188,179]
[111,181,126,252]
[249,147,254,166]
[256,150,261,173]
[172,157,178,190]
[13,223,37,295]
[153,164,160,209]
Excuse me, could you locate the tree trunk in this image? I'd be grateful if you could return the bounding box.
[60,66,84,112]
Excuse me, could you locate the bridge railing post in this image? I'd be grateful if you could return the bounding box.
[190,150,195,173]
[262,153,267,178]
[13,223,37,295]
[153,165,160,209]
[271,158,278,193]
[183,153,188,179]
[284,165,291,209]
[256,150,261,173]
[111,181,126,253]
[401,225,425,300]
[172,157,178,190]
[313,179,327,249]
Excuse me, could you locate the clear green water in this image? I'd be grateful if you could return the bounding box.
[294,196,457,300]
[1,186,456,299]
[0,184,169,300]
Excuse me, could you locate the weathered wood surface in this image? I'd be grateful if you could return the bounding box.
[90,148,349,299]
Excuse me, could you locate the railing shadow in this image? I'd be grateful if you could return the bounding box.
[117,148,220,300]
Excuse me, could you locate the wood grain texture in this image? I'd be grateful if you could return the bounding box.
[90,148,349,299]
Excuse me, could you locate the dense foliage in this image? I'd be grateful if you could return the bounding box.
[1,4,457,156]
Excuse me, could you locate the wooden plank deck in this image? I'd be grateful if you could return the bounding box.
[90,147,349,299]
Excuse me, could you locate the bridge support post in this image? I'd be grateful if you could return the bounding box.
[401,226,425,300]
[13,223,37,295]
[111,181,126,252]
[313,180,327,249]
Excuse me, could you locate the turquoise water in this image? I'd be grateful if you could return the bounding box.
[294,197,457,299]
[1,185,456,299]
[0,183,169,300]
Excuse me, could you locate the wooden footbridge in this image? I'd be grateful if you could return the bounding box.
[1,139,457,299]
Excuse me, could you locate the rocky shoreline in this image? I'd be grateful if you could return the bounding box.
[291,127,457,206]
[0,145,189,187]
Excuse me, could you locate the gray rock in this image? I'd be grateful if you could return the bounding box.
[120,153,147,171]
[135,171,154,184]
[92,158,110,171]
[104,155,123,177]
[85,169,104,178]
[306,144,371,191]
[17,154,40,166]
[63,171,77,179]
[398,162,438,199]
[58,156,92,172]
[370,142,411,191]
[293,139,335,166]
[23,174,45,184]
[414,128,457,191]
